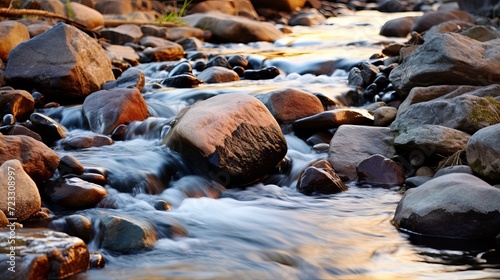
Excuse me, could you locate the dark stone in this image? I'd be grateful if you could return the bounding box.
[65,214,93,243]
[99,214,157,253]
[297,160,348,195]
[58,154,85,176]
[45,177,108,208]
[161,74,203,88]
[102,67,145,92]
[29,112,67,146]
[197,66,240,84]
[378,0,408,12]
[434,165,473,178]
[205,55,231,69]
[356,154,405,186]
[243,66,281,80]
[404,176,432,188]
[167,61,193,77]
[227,55,249,68]
[90,252,105,269]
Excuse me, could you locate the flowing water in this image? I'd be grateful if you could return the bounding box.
[38,11,500,279]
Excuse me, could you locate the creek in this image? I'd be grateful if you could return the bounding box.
[36,11,500,279]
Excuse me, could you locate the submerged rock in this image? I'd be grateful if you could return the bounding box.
[393,173,500,239]
[0,159,41,221]
[5,22,115,103]
[0,229,89,279]
[466,123,500,181]
[163,93,287,187]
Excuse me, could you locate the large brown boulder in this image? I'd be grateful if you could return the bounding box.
[163,93,287,187]
[0,21,30,61]
[82,87,148,135]
[0,134,60,182]
[182,12,282,43]
[5,22,115,103]
[389,33,500,96]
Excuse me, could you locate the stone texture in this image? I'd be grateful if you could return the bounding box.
[163,93,287,187]
[197,66,240,84]
[411,10,473,33]
[0,229,89,279]
[99,214,157,253]
[183,12,282,43]
[83,88,148,135]
[466,123,500,181]
[0,21,30,61]
[393,173,500,239]
[0,89,34,121]
[297,160,347,195]
[0,134,59,182]
[389,33,500,96]
[45,177,108,208]
[379,16,414,38]
[66,2,105,29]
[328,125,396,180]
[256,88,324,124]
[0,160,40,221]
[394,125,470,157]
[100,24,143,45]
[5,22,115,103]
[457,0,500,18]
[356,154,404,186]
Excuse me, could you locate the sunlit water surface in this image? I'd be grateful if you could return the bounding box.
[41,11,500,280]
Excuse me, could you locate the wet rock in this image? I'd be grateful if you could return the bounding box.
[45,177,108,208]
[404,176,432,188]
[105,44,141,66]
[297,160,348,195]
[102,67,145,92]
[411,10,474,33]
[292,108,374,134]
[466,123,500,181]
[255,88,324,124]
[228,55,249,68]
[393,173,500,239]
[373,106,397,126]
[66,214,93,243]
[161,74,203,88]
[163,93,287,187]
[60,133,114,150]
[0,229,89,279]
[379,16,415,38]
[183,12,282,43]
[328,125,396,180]
[389,33,500,96]
[101,24,143,45]
[289,8,326,26]
[243,66,281,80]
[251,0,306,12]
[58,155,85,176]
[0,20,30,61]
[66,1,104,29]
[394,125,470,157]
[0,134,59,182]
[0,159,40,221]
[154,200,172,211]
[141,44,185,63]
[29,112,67,146]
[99,214,157,253]
[391,95,500,135]
[6,23,114,103]
[356,154,404,186]
[83,88,148,135]
[167,61,193,77]
[434,165,473,178]
[68,172,107,186]
[205,55,231,69]
[90,251,105,269]
[0,89,34,121]
[176,37,203,51]
[197,66,240,84]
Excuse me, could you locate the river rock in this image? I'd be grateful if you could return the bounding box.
[373,106,397,126]
[6,125,40,142]
[196,66,240,84]
[99,214,157,253]
[102,67,145,92]
[105,44,141,66]
[389,33,500,96]
[297,160,347,195]
[163,93,287,187]
[460,25,500,42]
[466,123,500,181]
[60,132,114,150]
[356,154,404,186]
[0,134,59,182]
[166,26,206,42]
[66,214,93,243]
[0,21,30,61]
[0,89,34,121]
[182,12,282,43]
[255,88,324,124]
[58,154,85,176]
[5,22,115,103]
[66,1,104,30]
[457,0,500,17]
[391,94,500,135]
[251,0,306,11]
[100,24,143,45]
[394,125,470,157]
[393,173,500,239]
[328,125,395,180]
[95,0,134,14]
[189,0,259,20]
[141,44,185,63]
[411,10,474,33]
[289,8,326,26]
[83,87,148,135]
[0,229,89,279]
[434,165,473,178]
[29,112,67,146]
[292,108,374,135]
[0,159,41,221]
[379,16,415,38]
[45,177,108,208]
